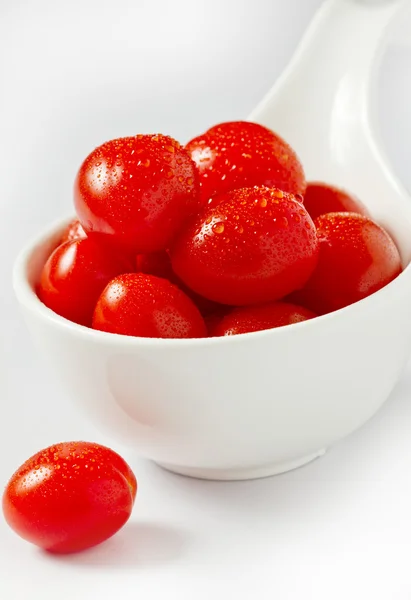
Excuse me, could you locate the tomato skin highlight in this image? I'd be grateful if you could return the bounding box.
[292,212,402,314]
[2,442,137,554]
[210,302,316,336]
[74,134,200,254]
[304,182,368,221]
[93,273,207,339]
[59,218,87,244]
[37,237,132,327]
[170,186,319,306]
[186,121,306,204]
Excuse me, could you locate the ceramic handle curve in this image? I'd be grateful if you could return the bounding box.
[249,0,403,127]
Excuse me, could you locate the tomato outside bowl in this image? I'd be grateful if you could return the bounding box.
[13,216,411,481]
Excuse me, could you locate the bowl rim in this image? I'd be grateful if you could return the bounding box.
[12,214,411,348]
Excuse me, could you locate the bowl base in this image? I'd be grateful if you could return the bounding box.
[156,448,326,481]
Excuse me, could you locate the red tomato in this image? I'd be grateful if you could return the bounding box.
[210,302,316,336]
[74,134,200,254]
[170,186,319,306]
[2,441,137,554]
[136,250,224,316]
[60,218,87,244]
[92,273,207,338]
[292,212,402,314]
[37,237,132,326]
[185,121,306,204]
[304,182,368,221]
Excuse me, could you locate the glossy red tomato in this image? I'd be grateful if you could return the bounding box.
[304,182,368,221]
[210,302,316,336]
[2,441,137,554]
[74,134,200,254]
[37,237,132,326]
[170,186,319,306]
[292,212,402,314]
[60,218,87,244]
[93,273,207,338]
[185,121,306,203]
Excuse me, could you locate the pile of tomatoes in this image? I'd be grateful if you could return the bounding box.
[37,121,402,338]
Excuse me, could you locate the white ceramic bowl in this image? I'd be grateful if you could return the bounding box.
[12,212,411,480]
[12,0,411,480]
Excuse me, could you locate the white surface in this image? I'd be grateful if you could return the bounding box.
[1,0,411,598]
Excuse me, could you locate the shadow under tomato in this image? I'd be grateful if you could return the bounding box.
[43,521,190,568]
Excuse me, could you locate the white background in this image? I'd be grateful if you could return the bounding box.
[1,1,411,598]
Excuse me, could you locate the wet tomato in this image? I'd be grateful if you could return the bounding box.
[292,212,402,314]
[2,441,137,554]
[210,302,316,336]
[74,134,200,254]
[304,182,368,221]
[185,121,306,204]
[93,273,207,338]
[37,237,132,326]
[170,186,319,306]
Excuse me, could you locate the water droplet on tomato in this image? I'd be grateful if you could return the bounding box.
[213,223,225,234]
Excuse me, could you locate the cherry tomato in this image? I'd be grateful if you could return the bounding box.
[2,441,137,554]
[136,250,223,316]
[74,134,200,254]
[210,302,316,336]
[60,218,87,244]
[185,121,306,204]
[93,273,207,338]
[170,186,319,306]
[292,212,402,314]
[37,237,132,326]
[304,182,368,221]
